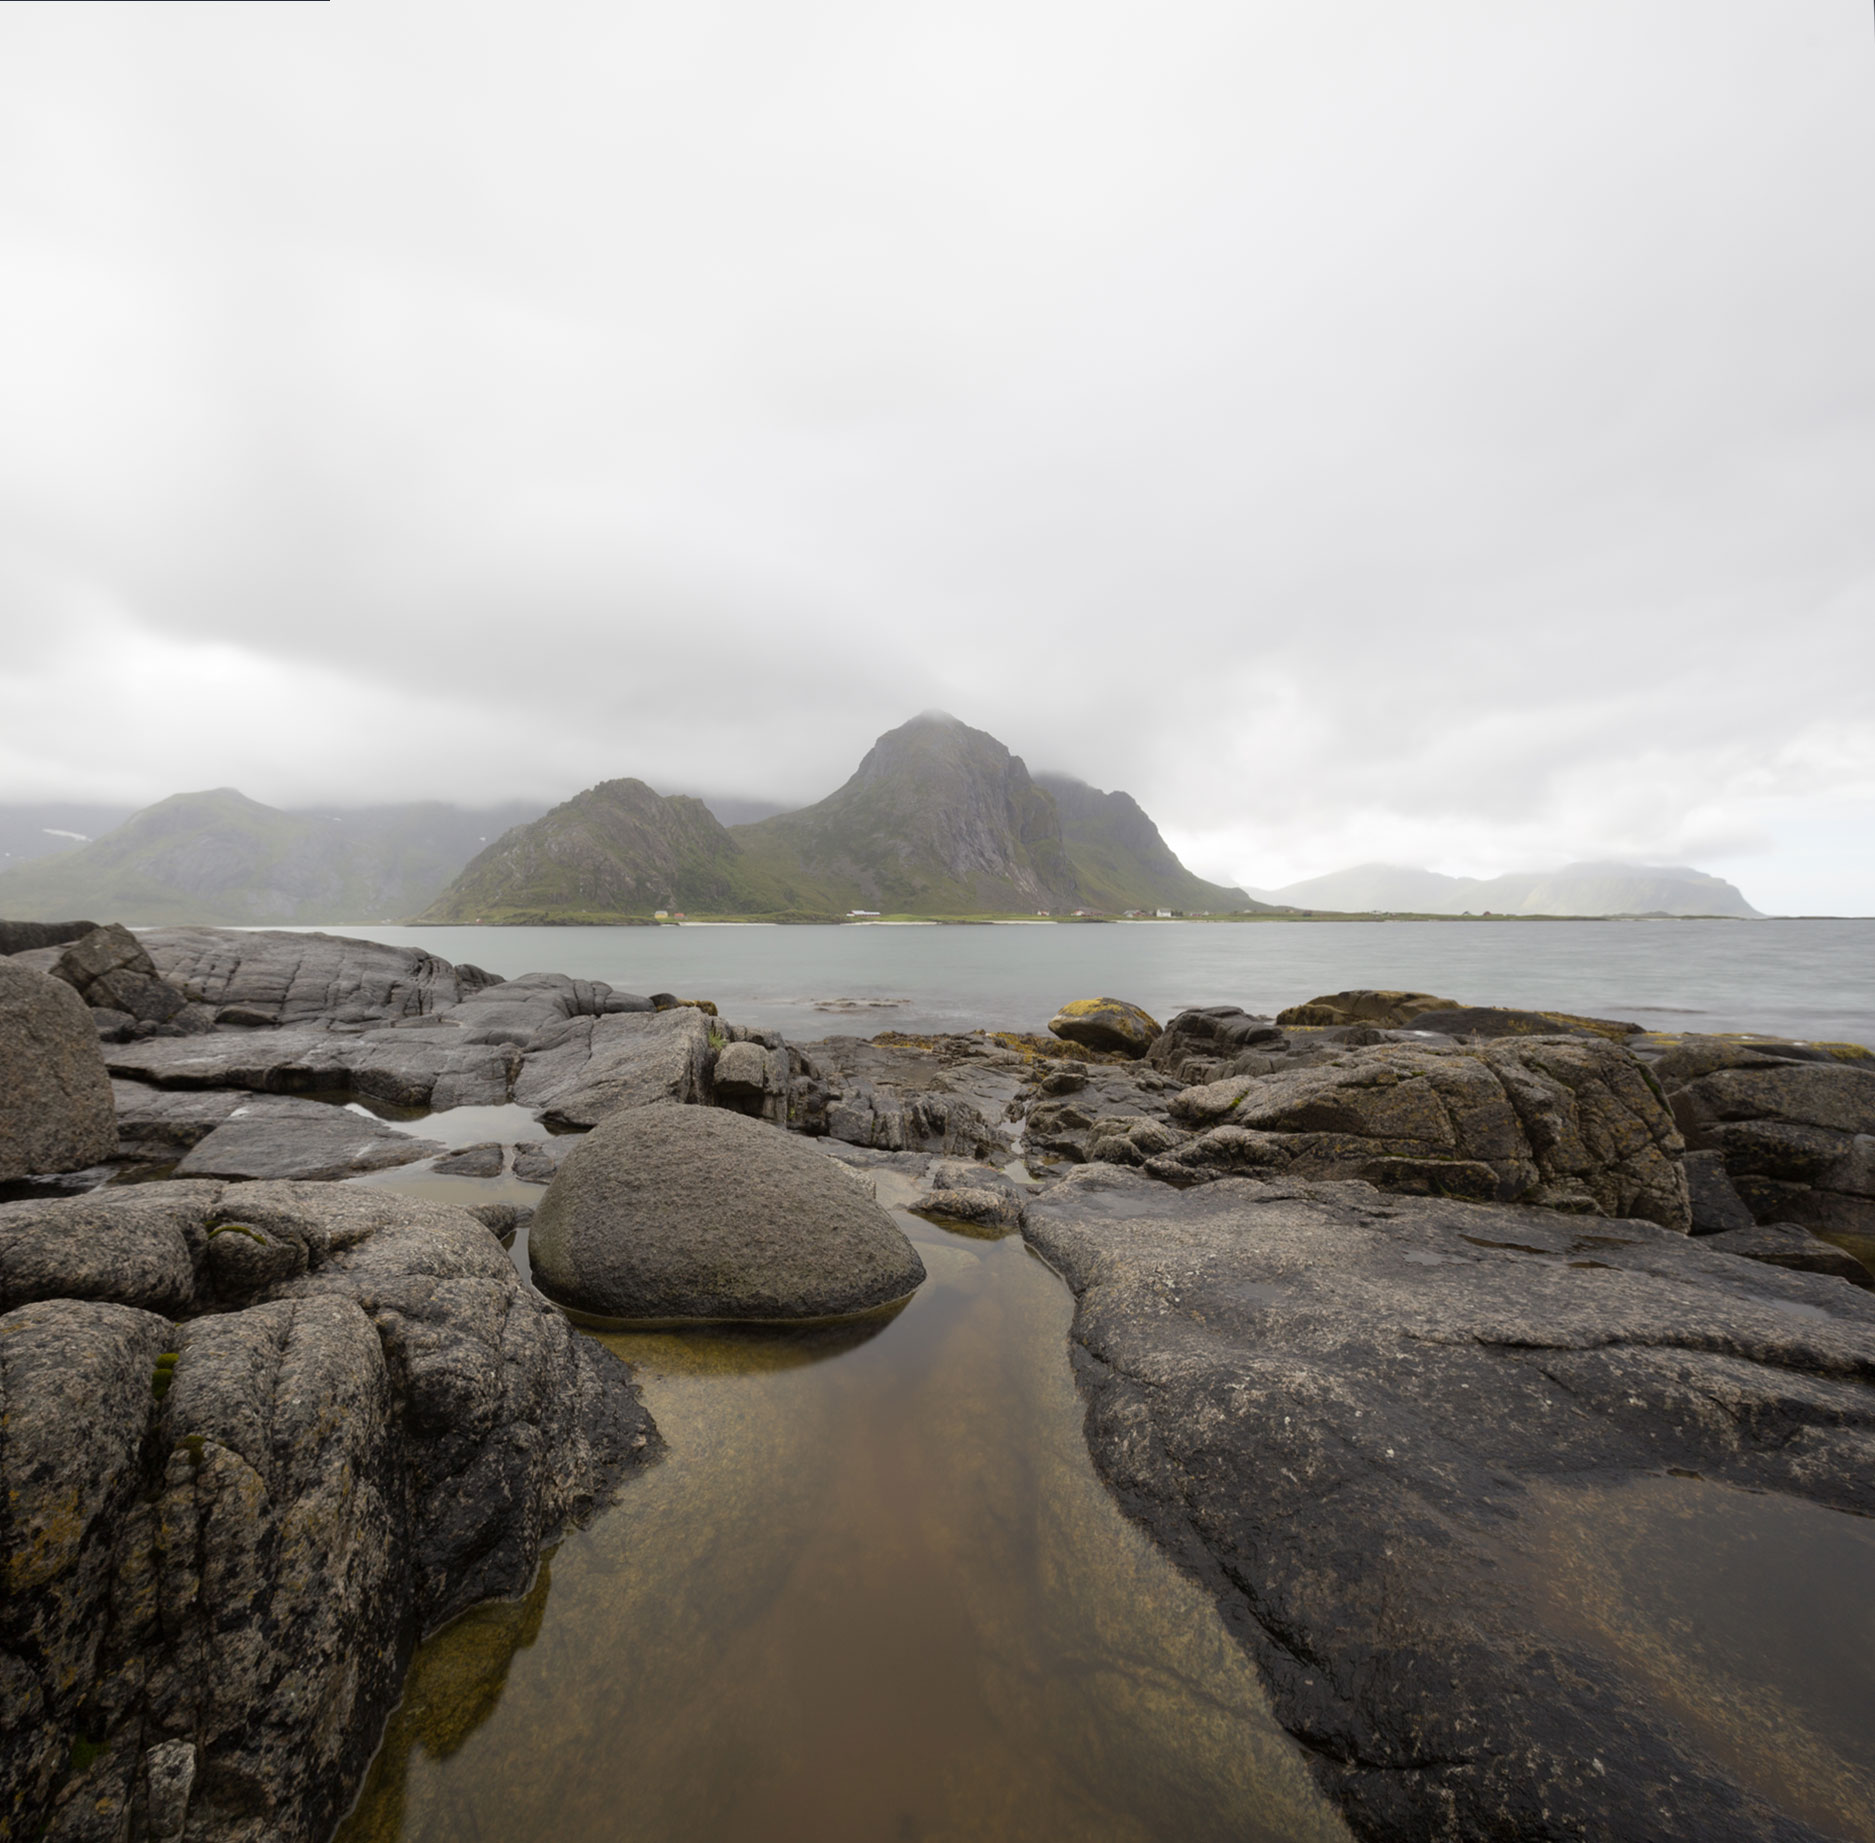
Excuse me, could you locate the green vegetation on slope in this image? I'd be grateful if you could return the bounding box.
[417,779,819,921]
[419,714,1264,921]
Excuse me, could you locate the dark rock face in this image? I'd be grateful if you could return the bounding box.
[0,918,98,956]
[1682,1147,1758,1233]
[530,1104,926,1324]
[0,958,117,1181]
[1670,1056,1875,1240]
[0,1180,655,1843]
[140,928,499,1028]
[1146,1006,1287,1083]
[1156,1038,1691,1229]
[1276,990,1459,1029]
[1048,997,1161,1058]
[50,923,198,1028]
[1023,1166,1875,1843]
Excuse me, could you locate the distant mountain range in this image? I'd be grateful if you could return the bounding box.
[0,789,548,925]
[1252,861,1761,918]
[0,803,140,867]
[0,716,1252,925]
[421,713,1254,921]
[0,731,1764,927]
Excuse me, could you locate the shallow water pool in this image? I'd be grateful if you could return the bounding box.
[334,1179,1349,1843]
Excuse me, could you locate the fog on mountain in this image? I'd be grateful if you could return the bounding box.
[0,715,1763,926]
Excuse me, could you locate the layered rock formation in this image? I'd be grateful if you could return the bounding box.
[0,1181,654,1843]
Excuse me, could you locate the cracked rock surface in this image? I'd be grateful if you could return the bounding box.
[0,1181,656,1843]
[1022,1165,1875,1843]
[1154,1036,1691,1229]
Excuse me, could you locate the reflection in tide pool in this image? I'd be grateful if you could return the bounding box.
[336,1201,1350,1843]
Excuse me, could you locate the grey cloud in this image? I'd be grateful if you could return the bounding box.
[0,0,1869,909]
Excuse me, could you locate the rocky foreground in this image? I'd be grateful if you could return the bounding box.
[4,922,1875,1841]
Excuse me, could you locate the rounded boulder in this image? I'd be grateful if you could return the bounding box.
[528,1105,926,1325]
[0,958,117,1180]
[1048,997,1162,1058]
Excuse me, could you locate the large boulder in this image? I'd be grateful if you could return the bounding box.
[0,1180,655,1843]
[51,923,194,1026]
[529,1104,926,1324]
[1023,1165,1875,1843]
[1275,989,1457,1028]
[0,958,117,1181]
[1669,1055,1875,1240]
[1048,997,1161,1058]
[1159,1036,1690,1229]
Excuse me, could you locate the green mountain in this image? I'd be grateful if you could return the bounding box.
[727,713,1080,914]
[1033,772,1251,912]
[420,713,1257,921]
[0,789,546,925]
[419,779,801,921]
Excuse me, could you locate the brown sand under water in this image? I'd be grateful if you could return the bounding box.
[1516,1472,1875,1842]
[333,1184,1350,1843]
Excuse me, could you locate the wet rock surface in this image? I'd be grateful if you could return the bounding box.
[0,957,118,1181]
[1699,1219,1875,1288]
[0,1180,655,1843]
[1022,1165,1875,1842]
[530,1104,926,1324]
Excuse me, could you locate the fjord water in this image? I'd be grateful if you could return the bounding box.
[335,1188,1351,1843]
[309,918,1875,1046]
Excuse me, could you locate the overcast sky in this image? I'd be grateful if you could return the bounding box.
[2,2,1871,911]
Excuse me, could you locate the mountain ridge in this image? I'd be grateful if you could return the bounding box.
[421,713,1257,921]
[1253,859,1761,918]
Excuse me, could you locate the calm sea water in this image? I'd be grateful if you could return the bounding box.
[309,919,1874,1048]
